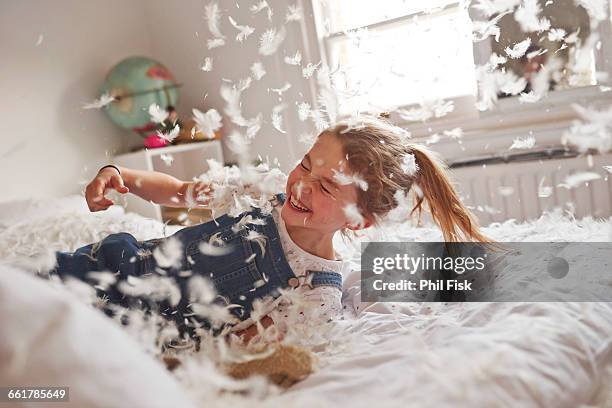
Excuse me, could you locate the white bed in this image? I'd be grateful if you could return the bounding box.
[1,196,611,407]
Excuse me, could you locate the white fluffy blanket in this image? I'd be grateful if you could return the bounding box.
[1,196,611,407]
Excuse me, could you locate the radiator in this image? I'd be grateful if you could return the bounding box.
[449,152,612,224]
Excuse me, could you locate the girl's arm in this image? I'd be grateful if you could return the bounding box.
[118,166,197,208]
[85,165,208,212]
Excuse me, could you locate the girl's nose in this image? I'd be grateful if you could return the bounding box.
[301,180,313,193]
[295,178,313,198]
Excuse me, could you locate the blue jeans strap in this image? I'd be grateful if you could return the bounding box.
[307,270,343,291]
[275,193,286,206]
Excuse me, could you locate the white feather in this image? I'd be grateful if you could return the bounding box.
[471,0,520,17]
[343,203,365,228]
[538,177,553,198]
[237,77,252,92]
[505,38,532,59]
[269,82,291,96]
[258,27,286,56]
[207,38,225,50]
[87,271,117,290]
[558,172,602,189]
[188,275,217,304]
[400,153,419,176]
[293,180,304,201]
[228,16,255,42]
[500,75,528,95]
[519,91,543,103]
[489,53,508,67]
[119,275,182,307]
[152,237,183,269]
[83,93,115,109]
[250,61,266,80]
[397,99,454,122]
[198,241,232,256]
[548,28,566,42]
[310,109,329,131]
[444,128,463,140]
[250,0,273,20]
[148,104,169,124]
[205,2,225,39]
[200,57,213,72]
[297,102,311,121]
[332,170,368,191]
[302,62,321,79]
[514,0,550,32]
[472,11,511,43]
[315,66,339,125]
[271,104,287,134]
[156,124,180,143]
[245,114,262,139]
[192,108,222,139]
[527,48,545,60]
[226,131,250,157]
[220,79,259,132]
[245,230,267,258]
[284,50,302,65]
[565,29,581,44]
[426,134,441,145]
[286,4,302,22]
[475,61,529,111]
[562,104,612,153]
[160,153,174,167]
[509,136,536,150]
[220,84,242,124]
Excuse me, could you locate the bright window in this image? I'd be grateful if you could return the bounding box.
[314,1,477,114]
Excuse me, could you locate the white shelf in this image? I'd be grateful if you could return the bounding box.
[114,140,224,221]
[143,141,219,156]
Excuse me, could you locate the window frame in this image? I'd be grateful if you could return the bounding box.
[308,0,612,134]
[310,1,479,123]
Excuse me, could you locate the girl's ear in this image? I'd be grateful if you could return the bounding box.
[346,217,373,230]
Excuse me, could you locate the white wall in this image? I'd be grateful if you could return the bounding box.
[142,0,318,171]
[0,0,152,202]
[1,0,321,203]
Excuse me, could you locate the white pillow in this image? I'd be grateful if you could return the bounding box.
[0,265,197,408]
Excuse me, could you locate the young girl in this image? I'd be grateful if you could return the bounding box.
[52,118,490,342]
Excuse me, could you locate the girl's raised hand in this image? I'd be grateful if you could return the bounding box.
[85,167,129,212]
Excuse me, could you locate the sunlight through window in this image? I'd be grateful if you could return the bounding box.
[316,1,476,113]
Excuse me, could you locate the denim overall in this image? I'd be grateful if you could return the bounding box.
[52,193,343,336]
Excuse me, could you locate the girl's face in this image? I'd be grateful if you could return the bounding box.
[281,132,364,234]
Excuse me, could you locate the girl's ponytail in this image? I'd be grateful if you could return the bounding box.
[330,118,493,243]
[408,144,492,243]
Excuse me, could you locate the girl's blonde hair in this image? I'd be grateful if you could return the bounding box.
[328,118,493,243]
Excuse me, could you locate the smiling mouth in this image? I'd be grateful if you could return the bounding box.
[289,193,311,212]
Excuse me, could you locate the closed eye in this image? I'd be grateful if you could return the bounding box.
[299,158,334,196]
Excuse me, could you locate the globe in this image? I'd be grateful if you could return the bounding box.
[100,56,179,131]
